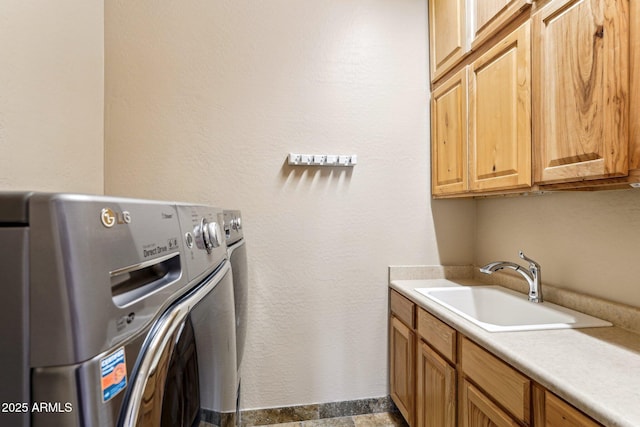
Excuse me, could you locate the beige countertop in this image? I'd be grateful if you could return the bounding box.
[390,278,640,427]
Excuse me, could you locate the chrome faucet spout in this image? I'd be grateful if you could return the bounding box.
[480,261,523,274]
[479,251,543,303]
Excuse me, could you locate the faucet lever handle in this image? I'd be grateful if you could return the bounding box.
[518,251,540,270]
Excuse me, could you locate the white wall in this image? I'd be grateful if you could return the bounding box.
[0,1,104,193]
[476,190,640,308]
[105,0,475,409]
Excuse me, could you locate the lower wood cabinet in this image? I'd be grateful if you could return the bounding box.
[388,289,604,427]
[416,342,456,427]
[390,291,416,426]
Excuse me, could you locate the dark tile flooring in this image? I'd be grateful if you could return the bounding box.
[200,412,408,427]
[259,412,408,426]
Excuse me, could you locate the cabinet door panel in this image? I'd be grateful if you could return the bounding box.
[390,316,415,425]
[429,0,468,81]
[431,68,468,196]
[469,21,531,192]
[533,0,629,184]
[416,342,456,427]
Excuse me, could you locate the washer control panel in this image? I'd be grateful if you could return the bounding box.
[176,204,227,282]
[223,210,243,245]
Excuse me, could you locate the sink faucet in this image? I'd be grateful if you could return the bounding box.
[480,251,543,303]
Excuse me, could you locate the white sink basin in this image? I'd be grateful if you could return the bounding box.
[415,286,612,332]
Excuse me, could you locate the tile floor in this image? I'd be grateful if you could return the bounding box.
[199,412,408,427]
[258,412,408,427]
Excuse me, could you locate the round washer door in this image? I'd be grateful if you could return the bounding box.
[120,308,200,427]
[159,315,200,427]
[120,262,232,427]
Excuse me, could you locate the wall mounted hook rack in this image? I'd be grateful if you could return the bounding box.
[288,153,357,167]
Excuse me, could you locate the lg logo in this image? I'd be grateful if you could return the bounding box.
[101,208,131,228]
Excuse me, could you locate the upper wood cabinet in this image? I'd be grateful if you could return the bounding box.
[428,0,468,81]
[429,0,639,196]
[470,0,532,49]
[631,0,640,176]
[431,68,468,196]
[469,21,532,192]
[533,0,630,184]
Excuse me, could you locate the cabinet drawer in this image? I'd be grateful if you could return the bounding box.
[390,289,415,328]
[417,308,456,363]
[545,391,602,427]
[461,337,530,423]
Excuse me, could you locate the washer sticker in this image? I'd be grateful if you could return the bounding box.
[100,347,127,402]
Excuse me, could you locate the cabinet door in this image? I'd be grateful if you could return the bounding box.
[469,21,532,192]
[462,381,520,427]
[471,0,532,48]
[416,342,456,427]
[431,68,469,196]
[533,0,629,184]
[390,316,415,425]
[429,0,468,81]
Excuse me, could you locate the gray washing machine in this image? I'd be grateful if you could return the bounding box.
[176,204,238,427]
[0,193,237,427]
[223,210,247,421]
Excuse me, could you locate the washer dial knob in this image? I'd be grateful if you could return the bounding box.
[194,217,222,253]
[207,221,222,249]
[231,217,242,231]
[194,218,208,251]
